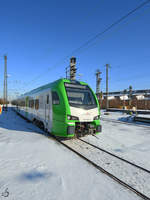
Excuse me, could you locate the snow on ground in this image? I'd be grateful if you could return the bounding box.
[63,138,150,197]
[136,114,150,118]
[0,108,140,200]
[101,110,131,121]
[101,109,150,123]
[85,111,150,171]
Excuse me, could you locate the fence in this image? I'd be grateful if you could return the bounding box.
[100,99,150,110]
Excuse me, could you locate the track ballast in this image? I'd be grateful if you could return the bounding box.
[55,137,150,200]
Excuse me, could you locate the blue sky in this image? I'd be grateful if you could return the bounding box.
[0,0,150,99]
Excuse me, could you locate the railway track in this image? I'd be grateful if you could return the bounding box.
[12,108,150,199]
[101,117,150,128]
[55,137,150,200]
[79,138,150,174]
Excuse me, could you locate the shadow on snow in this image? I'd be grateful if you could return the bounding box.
[0,107,45,135]
[18,170,52,182]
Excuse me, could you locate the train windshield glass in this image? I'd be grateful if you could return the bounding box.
[65,83,97,108]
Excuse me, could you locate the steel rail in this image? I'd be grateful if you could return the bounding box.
[79,138,150,174]
[56,138,150,200]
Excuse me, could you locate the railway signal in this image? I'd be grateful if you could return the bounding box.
[70,57,77,80]
[95,69,102,100]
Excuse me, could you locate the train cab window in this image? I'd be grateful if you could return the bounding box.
[35,99,39,110]
[52,92,60,105]
[47,95,49,104]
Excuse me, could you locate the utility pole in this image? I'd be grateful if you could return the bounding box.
[106,64,110,111]
[123,89,127,109]
[95,69,102,100]
[65,66,70,79]
[70,57,77,80]
[3,55,8,111]
[129,85,132,108]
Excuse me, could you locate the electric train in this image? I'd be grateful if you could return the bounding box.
[12,78,102,138]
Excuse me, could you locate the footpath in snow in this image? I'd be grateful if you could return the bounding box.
[0,108,141,200]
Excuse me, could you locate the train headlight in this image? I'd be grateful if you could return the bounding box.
[67,115,79,120]
[94,115,100,120]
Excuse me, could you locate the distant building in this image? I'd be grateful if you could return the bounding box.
[97,89,150,110]
[102,89,150,99]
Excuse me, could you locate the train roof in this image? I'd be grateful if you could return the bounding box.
[22,78,88,97]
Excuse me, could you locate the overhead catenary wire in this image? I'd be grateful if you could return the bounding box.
[21,0,150,92]
[67,0,150,57]
[72,3,150,57]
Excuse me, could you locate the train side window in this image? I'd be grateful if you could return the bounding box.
[20,100,25,107]
[47,95,49,104]
[52,92,60,105]
[35,99,39,110]
[29,100,34,108]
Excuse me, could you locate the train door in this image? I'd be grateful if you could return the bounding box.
[45,92,52,132]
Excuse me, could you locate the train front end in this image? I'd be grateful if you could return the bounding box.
[64,81,101,137]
